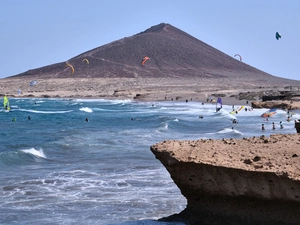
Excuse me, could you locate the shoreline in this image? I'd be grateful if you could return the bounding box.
[1,77,299,109]
[3,94,251,108]
[5,94,300,112]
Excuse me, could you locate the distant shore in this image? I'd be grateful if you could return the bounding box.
[0,77,298,108]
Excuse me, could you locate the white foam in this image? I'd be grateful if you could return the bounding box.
[218,128,235,134]
[21,148,46,159]
[74,98,133,104]
[18,109,73,114]
[79,107,93,113]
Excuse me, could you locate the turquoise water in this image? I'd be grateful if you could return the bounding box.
[1,98,299,225]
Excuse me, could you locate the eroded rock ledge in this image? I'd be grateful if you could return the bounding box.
[251,100,300,109]
[150,134,300,225]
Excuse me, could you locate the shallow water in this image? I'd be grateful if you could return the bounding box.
[1,98,299,225]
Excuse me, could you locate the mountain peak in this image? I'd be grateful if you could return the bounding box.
[10,23,299,87]
[139,23,169,34]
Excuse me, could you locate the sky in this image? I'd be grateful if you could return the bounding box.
[1,0,299,80]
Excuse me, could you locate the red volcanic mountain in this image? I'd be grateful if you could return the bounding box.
[9,23,298,85]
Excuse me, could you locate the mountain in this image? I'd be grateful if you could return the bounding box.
[9,23,299,86]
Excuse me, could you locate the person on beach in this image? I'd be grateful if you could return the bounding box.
[272,122,276,130]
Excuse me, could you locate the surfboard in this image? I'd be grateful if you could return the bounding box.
[230,106,244,114]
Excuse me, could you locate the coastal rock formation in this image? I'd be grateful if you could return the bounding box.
[150,134,300,224]
[252,100,300,110]
[296,121,300,133]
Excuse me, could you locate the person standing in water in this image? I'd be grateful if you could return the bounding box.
[280,121,284,129]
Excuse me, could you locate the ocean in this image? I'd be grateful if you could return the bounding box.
[1,98,299,225]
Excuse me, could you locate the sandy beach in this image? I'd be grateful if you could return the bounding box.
[1,77,296,107]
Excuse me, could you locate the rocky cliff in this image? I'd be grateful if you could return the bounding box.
[150,134,300,224]
[252,100,300,110]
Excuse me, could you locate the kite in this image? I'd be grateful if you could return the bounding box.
[82,58,89,64]
[66,63,75,74]
[234,54,242,61]
[276,32,281,40]
[141,56,150,65]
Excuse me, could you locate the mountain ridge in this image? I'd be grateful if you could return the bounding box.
[8,23,300,86]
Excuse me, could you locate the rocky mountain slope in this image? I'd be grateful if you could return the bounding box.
[8,23,300,87]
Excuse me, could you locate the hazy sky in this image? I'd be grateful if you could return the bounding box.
[1,0,299,80]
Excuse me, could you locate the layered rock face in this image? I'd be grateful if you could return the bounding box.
[251,100,300,110]
[150,134,300,224]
